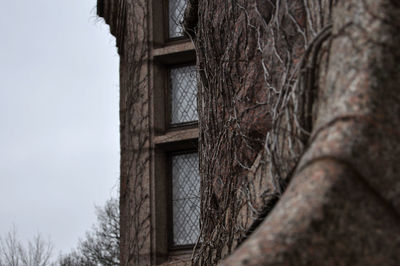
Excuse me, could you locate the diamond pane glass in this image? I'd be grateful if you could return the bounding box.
[168,0,187,38]
[172,153,200,246]
[170,65,198,124]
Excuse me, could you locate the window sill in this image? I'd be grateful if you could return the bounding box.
[153,41,196,65]
[154,127,198,145]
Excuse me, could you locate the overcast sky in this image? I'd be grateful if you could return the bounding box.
[0,0,119,256]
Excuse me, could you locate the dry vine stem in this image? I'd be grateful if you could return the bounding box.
[185,0,334,264]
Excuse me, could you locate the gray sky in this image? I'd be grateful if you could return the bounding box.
[0,0,119,256]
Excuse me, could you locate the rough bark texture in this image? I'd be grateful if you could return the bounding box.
[188,0,335,264]
[187,0,400,264]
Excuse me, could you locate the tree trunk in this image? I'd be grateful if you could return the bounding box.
[186,0,400,264]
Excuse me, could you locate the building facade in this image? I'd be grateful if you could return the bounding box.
[98,0,400,265]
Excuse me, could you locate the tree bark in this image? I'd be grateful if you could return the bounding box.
[187,0,400,264]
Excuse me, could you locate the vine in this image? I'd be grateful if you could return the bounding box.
[186,0,334,264]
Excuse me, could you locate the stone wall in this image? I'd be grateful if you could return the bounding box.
[98,0,152,265]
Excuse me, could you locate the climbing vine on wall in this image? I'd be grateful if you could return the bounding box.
[185,0,334,264]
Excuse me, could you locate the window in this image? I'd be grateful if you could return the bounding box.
[168,0,187,38]
[166,66,200,248]
[170,65,198,125]
[167,65,199,249]
[171,152,200,247]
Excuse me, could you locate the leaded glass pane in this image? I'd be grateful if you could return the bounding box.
[170,65,198,124]
[168,0,187,38]
[172,153,200,246]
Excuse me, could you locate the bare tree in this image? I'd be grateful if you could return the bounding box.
[0,226,21,266]
[19,234,54,266]
[59,197,120,266]
[80,197,119,265]
[0,226,54,266]
[58,250,94,266]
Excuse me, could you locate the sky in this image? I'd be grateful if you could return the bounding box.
[0,0,119,257]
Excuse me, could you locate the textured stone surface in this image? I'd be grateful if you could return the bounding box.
[98,1,152,265]
[97,0,127,54]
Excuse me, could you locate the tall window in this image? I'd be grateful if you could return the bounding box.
[168,65,200,248]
